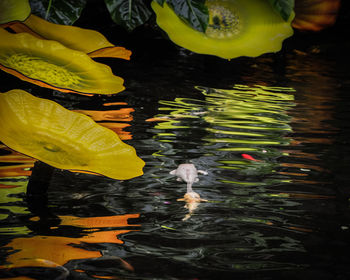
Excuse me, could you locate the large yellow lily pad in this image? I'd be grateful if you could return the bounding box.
[0,28,125,95]
[8,14,132,59]
[152,0,294,59]
[0,89,145,180]
[0,0,31,25]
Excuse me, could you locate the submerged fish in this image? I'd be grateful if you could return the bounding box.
[170,163,208,220]
[170,163,208,192]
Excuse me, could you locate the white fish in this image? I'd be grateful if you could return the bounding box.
[170,163,207,192]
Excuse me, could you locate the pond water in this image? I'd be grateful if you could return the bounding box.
[1,17,350,280]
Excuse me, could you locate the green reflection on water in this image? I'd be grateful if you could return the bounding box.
[0,226,31,235]
[151,84,295,185]
[0,181,27,204]
[0,180,29,218]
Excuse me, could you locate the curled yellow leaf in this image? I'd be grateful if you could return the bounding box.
[0,0,31,25]
[152,0,294,59]
[0,28,125,95]
[8,14,131,60]
[0,89,145,180]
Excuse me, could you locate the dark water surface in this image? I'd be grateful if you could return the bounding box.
[1,20,350,280]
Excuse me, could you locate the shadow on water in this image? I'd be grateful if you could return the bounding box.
[1,14,350,280]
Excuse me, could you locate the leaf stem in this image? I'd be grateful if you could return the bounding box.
[45,0,53,20]
[128,0,132,20]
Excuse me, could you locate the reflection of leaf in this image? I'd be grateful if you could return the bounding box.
[0,226,31,235]
[0,164,33,178]
[74,108,135,140]
[292,0,340,31]
[0,28,125,95]
[167,0,209,32]
[105,0,153,31]
[29,0,86,24]
[0,90,145,180]
[268,0,294,21]
[74,108,135,122]
[58,213,140,228]
[2,214,140,267]
[0,182,27,203]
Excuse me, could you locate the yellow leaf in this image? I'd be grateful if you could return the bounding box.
[152,0,294,59]
[0,89,145,180]
[0,0,31,25]
[0,28,125,95]
[8,14,132,60]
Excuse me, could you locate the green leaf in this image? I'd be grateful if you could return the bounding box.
[268,0,294,21]
[29,0,86,25]
[104,0,153,31]
[167,0,208,33]
[155,0,166,6]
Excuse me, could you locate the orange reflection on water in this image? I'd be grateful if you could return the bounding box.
[0,144,35,180]
[293,0,341,31]
[2,213,140,277]
[58,213,140,228]
[99,122,132,140]
[74,108,134,140]
[75,108,134,122]
[0,164,33,178]
[103,102,128,106]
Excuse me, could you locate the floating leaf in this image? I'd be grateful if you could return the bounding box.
[8,14,131,59]
[152,0,294,59]
[0,0,31,25]
[0,90,145,180]
[29,0,86,24]
[105,0,153,31]
[0,28,125,95]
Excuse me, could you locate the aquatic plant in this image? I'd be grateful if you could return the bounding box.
[0,89,145,180]
[0,0,132,94]
[30,0,294,32]
[152,0,294,59]
[0,28,126,95]
[7,14,132,59]
[0,0,31,25]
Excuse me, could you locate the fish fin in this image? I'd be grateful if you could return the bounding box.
[170,169,177,175]
[177,178,183,182]
[198,170,208,175]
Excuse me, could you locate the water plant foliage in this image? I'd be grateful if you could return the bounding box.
[0,28,126,95]
[30,0,87,24]
[152,0,294,59]
[29,0,294,31]
[0,90,145,180]
[0,0,31,25]
[8,14,132,59]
